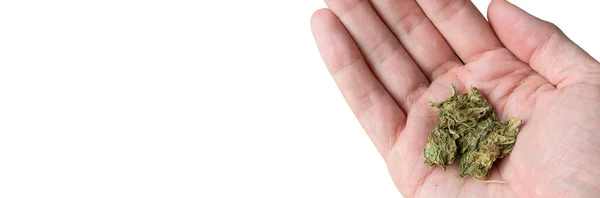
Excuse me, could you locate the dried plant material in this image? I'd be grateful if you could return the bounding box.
[423,85,522,180]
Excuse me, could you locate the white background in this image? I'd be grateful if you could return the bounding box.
[0,0,598,197]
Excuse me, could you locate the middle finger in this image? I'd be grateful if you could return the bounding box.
[370,0,462,81]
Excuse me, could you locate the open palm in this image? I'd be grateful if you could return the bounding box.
[311,0,600,197]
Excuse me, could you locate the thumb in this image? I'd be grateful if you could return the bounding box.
[488,0,600,88]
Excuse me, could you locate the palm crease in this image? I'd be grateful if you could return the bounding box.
[312,0,600,197]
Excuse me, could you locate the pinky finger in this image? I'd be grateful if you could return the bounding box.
[311,9,406,157]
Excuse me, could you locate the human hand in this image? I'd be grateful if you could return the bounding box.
[311,0,600,197]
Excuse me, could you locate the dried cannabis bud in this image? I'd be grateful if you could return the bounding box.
[423,85,522,180]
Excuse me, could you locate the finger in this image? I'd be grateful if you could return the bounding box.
[417,0,504,63]
[312,9,407,157]
[488,0,600,88]
[370,0,462,80]
[325,0,429,112]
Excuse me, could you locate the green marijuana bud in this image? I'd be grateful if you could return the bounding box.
[423,85,522,180]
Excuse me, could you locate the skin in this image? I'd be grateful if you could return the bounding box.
[311,0,600,197]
